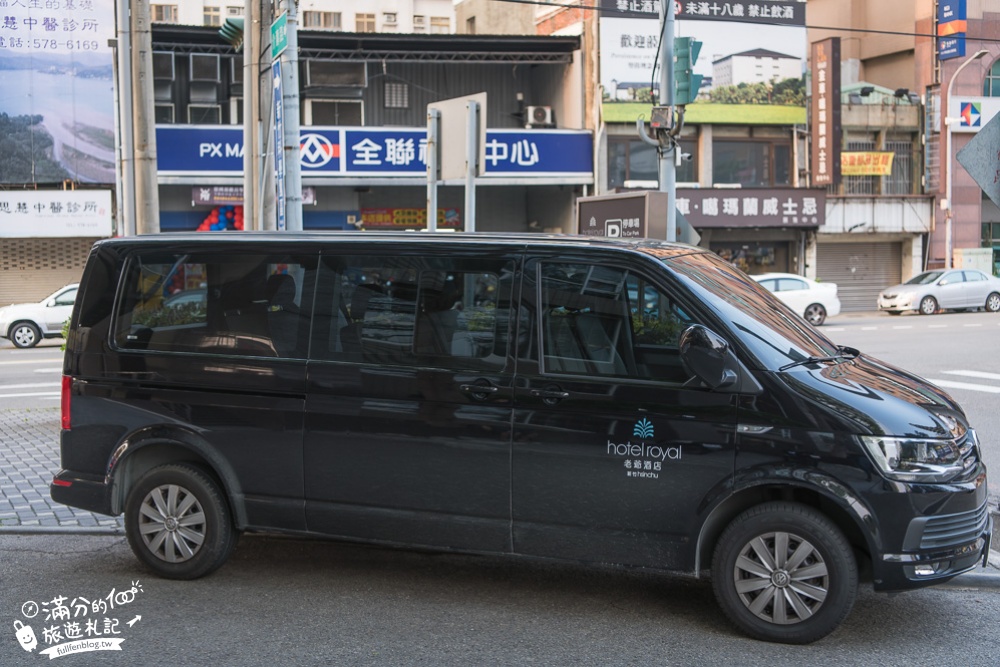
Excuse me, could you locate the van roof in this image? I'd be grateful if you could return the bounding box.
[97,232,705,261]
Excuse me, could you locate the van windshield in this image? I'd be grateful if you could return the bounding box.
[663,251,839,371]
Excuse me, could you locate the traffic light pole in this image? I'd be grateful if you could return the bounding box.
[660,0,676,243]
[636,1,677,241]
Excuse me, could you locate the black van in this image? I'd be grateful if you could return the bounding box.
[52,233,991,644]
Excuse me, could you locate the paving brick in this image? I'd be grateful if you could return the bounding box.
[0,408,124,532]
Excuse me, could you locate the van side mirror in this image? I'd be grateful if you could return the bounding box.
[678,325,738,390]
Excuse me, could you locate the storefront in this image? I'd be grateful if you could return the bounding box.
[0,190,114,304]
[155,126,594,233]
[676,188,825,275]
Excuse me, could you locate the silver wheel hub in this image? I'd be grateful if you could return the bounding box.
[733,531,829,625]
[138,483,206,564]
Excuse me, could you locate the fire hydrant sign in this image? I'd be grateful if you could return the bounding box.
[956,111,1000,211]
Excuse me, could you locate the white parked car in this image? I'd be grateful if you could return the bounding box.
[0,284,78,348]
[877,269,1000,315]
[752,273,841,326]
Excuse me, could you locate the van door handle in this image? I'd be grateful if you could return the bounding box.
[530,388,570,403]
[460,383,499,400]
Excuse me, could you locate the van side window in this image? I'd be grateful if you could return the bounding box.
[537,262,694,381]
[313,255,512,369]
[114,252,315,359]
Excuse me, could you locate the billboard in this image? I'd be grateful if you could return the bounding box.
[598,0,807,104]
[0,0,116,184]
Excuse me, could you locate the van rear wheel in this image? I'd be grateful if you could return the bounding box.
[711,502,857,644]
[125,463,237,580]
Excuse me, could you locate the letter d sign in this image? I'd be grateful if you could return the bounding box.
[606,219,622,237]
[14,620,37,652]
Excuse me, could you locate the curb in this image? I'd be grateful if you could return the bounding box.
[0,526,123,536]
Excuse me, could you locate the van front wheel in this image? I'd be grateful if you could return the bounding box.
[711,502,857,644]
[125,463,237,580]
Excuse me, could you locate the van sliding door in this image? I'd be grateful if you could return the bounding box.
[303,246,520,552]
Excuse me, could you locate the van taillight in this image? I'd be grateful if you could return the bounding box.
[61,376,71,430]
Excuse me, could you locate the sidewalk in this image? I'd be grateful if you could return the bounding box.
[0,406,996,582]
[0,407,122,533]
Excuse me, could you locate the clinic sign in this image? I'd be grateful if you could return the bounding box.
[0,190,113,238]
[156,126,593,180]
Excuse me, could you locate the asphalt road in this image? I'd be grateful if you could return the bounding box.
[1,534,999,667]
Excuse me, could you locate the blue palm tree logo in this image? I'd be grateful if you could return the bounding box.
[633,418,654,439]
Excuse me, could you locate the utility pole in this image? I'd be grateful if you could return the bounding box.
[114,0,135,236]
[280,0,302,231]
[243,0,260,230]
[130,0,160,234]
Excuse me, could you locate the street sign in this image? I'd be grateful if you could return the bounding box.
[271,12,288,61]
[956,110,1000,211]
[273,60,286,230]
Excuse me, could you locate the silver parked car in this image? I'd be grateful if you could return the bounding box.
[877,269,1000,315]
[0,284,79,348]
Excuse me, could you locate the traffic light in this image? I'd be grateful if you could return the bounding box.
[674,37,703,106]
[219,18,245,52]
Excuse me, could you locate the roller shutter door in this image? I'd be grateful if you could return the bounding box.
[816,242,901,312]
[0,238,94,306]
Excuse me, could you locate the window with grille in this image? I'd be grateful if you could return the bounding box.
[843,141,876,195]
[356,13,376,32]
[883,141,913,195]
[384,82,409,109]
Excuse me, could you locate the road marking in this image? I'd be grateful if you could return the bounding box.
[0,382,59,390]
[0,391,61,398]
[963,323,983,327]
[32,368,62,374]
[824,327,845,332]
[928,379,1000,394]
[941,370,1000,381]
[0,358,63,366]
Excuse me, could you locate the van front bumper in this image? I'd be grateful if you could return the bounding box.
[50,470,115,517]
[873,504,993,591]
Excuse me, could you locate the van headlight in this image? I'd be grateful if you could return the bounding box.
[860,435,964,482]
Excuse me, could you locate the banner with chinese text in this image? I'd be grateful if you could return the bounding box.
[840,152,894,176]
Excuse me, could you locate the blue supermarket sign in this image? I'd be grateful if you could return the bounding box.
[156,126,593,179]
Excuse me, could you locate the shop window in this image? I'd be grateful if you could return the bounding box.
[713,140,790,188]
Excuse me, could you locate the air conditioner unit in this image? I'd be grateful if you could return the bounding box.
[525,105,553,128]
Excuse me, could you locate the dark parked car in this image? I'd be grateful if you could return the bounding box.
[53,233,991,644]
